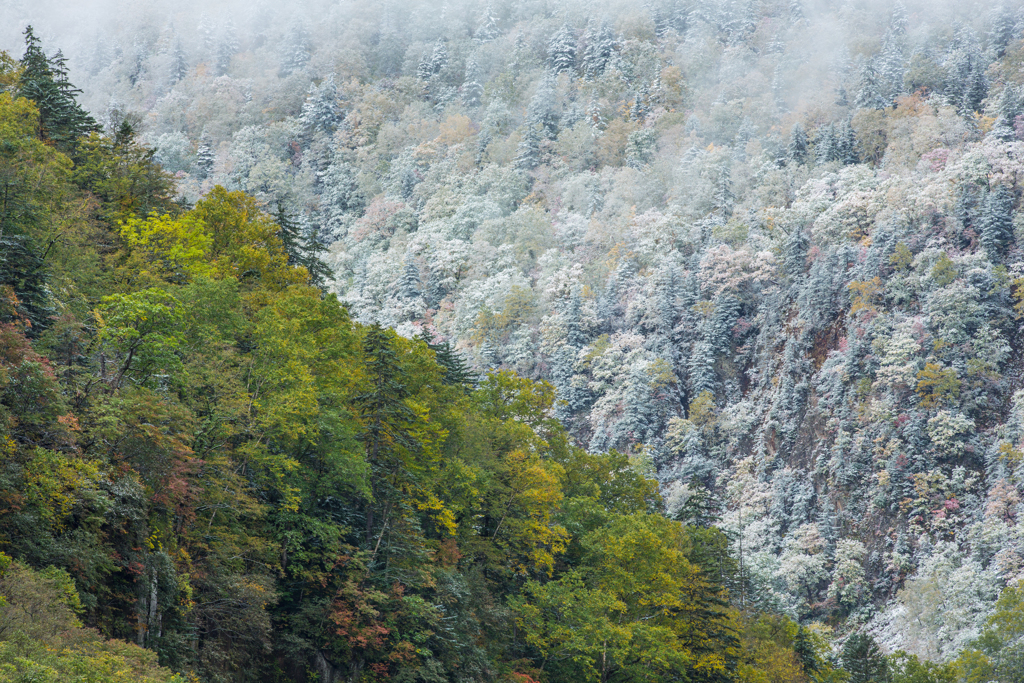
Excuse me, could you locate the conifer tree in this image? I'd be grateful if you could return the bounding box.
[788,123,808,165]
[399,261,421,299]
[547,23,577,74]
[980,184,1014,257]
[842,634,887,683]
[581,19,615,79]
[419,334,475,388]
[355,324,418,544]
[194,135,215,179]
[462,57,484,107]
[475,6,502,43]
[18,27,97,152]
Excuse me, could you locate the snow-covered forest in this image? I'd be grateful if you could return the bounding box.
[7,0,1024,679]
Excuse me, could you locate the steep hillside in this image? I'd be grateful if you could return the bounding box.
[7,0,1024,675]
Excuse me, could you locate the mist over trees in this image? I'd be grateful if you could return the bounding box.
[6,0,1024,681]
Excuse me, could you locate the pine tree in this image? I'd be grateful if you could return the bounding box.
[462,57,484,107]
[0,236,53,336]
[194,135,215,179]
[299,74,343,134]
[815,123,835,164]
[399,261,421,299]
[581,19,615,79]
[18,27,97,152]
[475,6,502,43]
[855,60,887,110]
[842,634,887,683]
[547,23,577,74]
[420,335,475,389]
[980,184,1014,256]
[990,4,1018,58]
[281,25,311,75]
[274,201,304,267]
[788,123,808,165]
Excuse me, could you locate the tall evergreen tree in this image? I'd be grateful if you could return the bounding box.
[547,23,577,74]
[980,184,1014,256]
[788,123,808,165]
[842,633,887,683]
[18,27,97,153]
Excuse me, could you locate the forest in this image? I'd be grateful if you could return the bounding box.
[3,0,1024,681]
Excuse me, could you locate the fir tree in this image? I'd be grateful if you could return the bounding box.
[281,25,311,75]
[526,74,560,139]
[355,325,418,544]
[300,224,332,289]
[299,74,343,135]
[514,127,541,170]
[581,19,615,79]
[788,123,808,165]
[835,120,858,165]
[399,261,421,299]
[194,135,215,179]
[171,40,188,83]
[0,236,53,336]
[855,60,887,110]
[989,4,1018,58]
[274,201,304,267]
[462,57,484,107]
[713,164,734,217]
[673,483,721,527]
[419,334,476,389]
[475,6,502,43]
[815,123,835,164]
[18,27,97,152]
[547,23,577,74]
[980,184,1014,256]
[793,627,819,676]
[842,634,887,683]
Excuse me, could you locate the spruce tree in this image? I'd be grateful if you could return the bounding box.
[399,261,421,299]
[548,23,577,74]
[300,224,332,289]
[194,136,215,179]
[273,201,304,267]
[18,27,97,153]
[0,236,53,336]
[355,325,417,544]
[842,634,887,683]
[815,123,835,164]
[581,19,615,79]
[788,123,808,165]
[475,7,502,43]
[419,334,475,389]
[462,57,484,107]
[980,184,1014,257]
